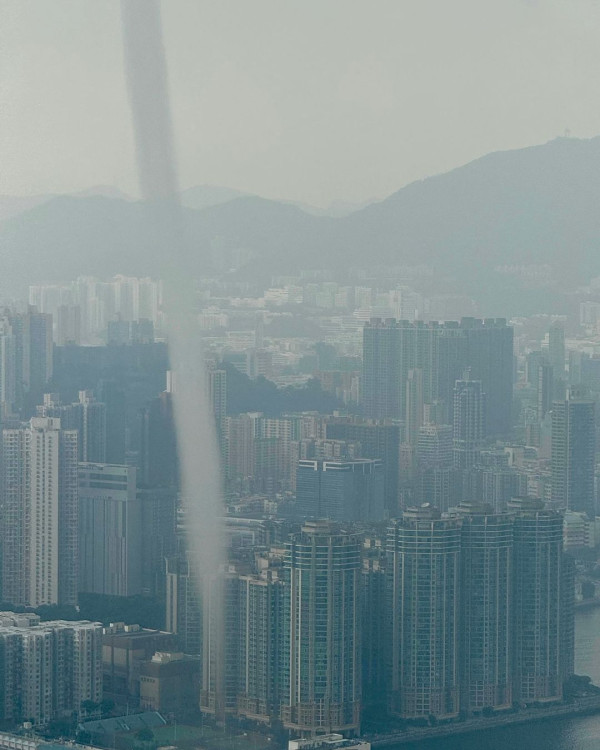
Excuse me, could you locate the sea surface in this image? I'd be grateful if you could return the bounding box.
[388,606,600,749]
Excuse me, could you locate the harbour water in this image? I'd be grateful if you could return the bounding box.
[390,606,600,749]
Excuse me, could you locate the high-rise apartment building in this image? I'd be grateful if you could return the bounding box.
[537,360,554,420]
[362,318,512,436]
[362,319,405,420]
[460,318,513,437]
[197,555,285,725]
[453,373,485,470]
[78,390,107,463]
[56,304,82,346]
[21,308,53,411]
[387,506,461,720]
[1,417,78,607]
[200,570,241,720]
[38,390,107,463]
[0,316,16,415]
[223,412,260,488]
[510,497,573,702]
[361,542,387,709]
[207,362,227,450]
[224,412,315,494]
[405,368,424,445]
[79,463,141,597]
[281,521,362,735]
[175,508,574,727]
[0,307,53,414]
[0,613,102,725]
[31,276,163,345]
[551,388,596,517]
[414,424,454,509]
[548,322,566,379]
[237,572,284,723]
[458,503,513,711]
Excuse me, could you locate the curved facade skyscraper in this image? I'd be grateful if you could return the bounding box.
[281,521,362,735]
[458,502,513,711]
[510,497,572,703]
[387,506,461,719]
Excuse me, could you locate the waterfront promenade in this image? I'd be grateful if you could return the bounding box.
[369,695,600,747]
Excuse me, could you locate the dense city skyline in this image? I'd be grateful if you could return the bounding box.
[2,2,600,749]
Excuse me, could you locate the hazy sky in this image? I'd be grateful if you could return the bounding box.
[1,0,600,207]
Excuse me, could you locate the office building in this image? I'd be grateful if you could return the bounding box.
[140,391,178,488]
[295,458,384,521]
[139,651,201,714]
[102,622,177,706]
[1,417,78,607]
[138,487,177,598]
[551,388,596,517]
[98,379,127,465]
[387,506,461,720]
[325,417,401,514]
[165,553,202,657]
[79,463,141,597]
[281,521,362,735]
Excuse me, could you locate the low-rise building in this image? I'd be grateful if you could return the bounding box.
[102,623,178,707]
[139,652,200,714]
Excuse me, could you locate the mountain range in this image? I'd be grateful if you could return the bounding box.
[2,136,600,315]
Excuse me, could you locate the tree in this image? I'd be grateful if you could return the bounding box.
[80,700,99,716]
[100,699,115,717]
[135,727,155,747]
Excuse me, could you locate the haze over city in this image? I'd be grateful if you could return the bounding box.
[2,0,600,205]
[1,3,600,750]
